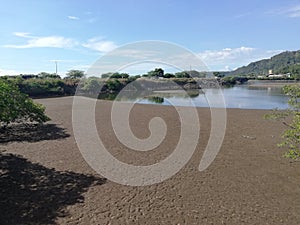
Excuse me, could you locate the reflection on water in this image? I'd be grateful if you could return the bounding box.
[146,96,164,104]
[99,89,200,102]
[98,85,290,109]
[218,85,288,109]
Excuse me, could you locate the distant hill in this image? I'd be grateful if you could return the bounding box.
[229,50,300,76]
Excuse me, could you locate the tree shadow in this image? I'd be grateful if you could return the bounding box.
[0,153,106,225]
[0,123,70,144]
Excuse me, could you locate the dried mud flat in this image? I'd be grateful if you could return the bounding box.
[1,96,300,225]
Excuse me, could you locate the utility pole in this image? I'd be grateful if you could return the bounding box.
[55,61,58,75]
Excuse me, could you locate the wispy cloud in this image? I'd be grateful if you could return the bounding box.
[3,33,77,49]
[82,37,117,52]
[198,46,255,67]
[198,47,283,71]
[68,15,80,20]
[13,32,33,38]
[199,46,255,61]
[88,18,97,23]
[108,49,159,59]
[70,64,91,70]
[233,12,253,19]
[0,68,32,76]
[82,11,97,23]
[268,4,300,18]
[285,5,300,17]
[3,32,119,52]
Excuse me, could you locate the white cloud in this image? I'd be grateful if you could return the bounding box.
[198,46,255,63]
[13,32,33,38]
[70,64,91,71]
[198,47,283,70]
[286,5,300,17]
[82,37,117,52]
[234,12,252,19]
[268,4,300,18]
[108,49,160,59]
[3,33,77,49]
[68,16,79,20]
[224,66,233,71]
[88,18,97,23]
[3,33,119,53]
[0,68,32,76]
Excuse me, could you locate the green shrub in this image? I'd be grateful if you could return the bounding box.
[265,85,300,159]
[19,79,65,96]
[82,77,101,94]
[0,79,50,126]
[105,79,123,92]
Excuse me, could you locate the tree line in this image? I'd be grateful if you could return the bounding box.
[0,68,211,97]
[0,68,253,97]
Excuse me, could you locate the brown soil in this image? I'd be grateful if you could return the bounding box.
[1,96,300,225]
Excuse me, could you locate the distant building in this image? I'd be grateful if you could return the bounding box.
[266,69,291,78]
[268,74,285,78]
[268,73,291,78]
[269,70,273,75]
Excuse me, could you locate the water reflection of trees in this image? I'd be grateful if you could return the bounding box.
[147,96,164,104]
[97,89,201,103]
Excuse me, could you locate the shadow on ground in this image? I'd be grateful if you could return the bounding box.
[0,153,106,225]
[0,123,70,144]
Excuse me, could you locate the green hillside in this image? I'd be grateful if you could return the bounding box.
[230,50,300,77]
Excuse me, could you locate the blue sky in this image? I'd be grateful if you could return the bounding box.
[1,0,300,76]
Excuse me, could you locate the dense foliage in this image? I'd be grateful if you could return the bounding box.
[0,76,79,97]
[280,85,300,158]
[65,70,85,79]
[278,64,300,79]
[0,79,50,126]
[230,50,300,77]
[219,76,248,86]
[1,64,297,99]
[265,85,300,159]
[0,68,250,98]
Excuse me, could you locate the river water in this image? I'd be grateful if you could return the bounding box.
[100,83,295,110]
[129,85,289,110]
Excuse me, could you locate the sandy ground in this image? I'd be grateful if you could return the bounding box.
[1,96,300,225]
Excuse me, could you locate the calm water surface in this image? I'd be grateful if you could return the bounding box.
[102,85,290,110]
